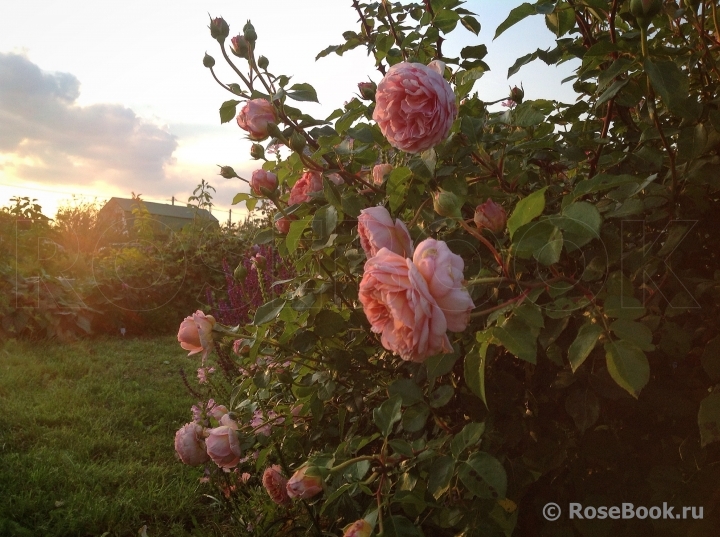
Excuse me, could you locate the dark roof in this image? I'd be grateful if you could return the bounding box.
[106,197,218,222]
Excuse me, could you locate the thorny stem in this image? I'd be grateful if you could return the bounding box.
[470,289,530,318]
[458,219,505,274]
[352,0,386,75]
[382,0,407,61]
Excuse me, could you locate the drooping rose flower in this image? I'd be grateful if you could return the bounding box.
[372,163,393,185]
[358,206,414,259]
[359,248,453,362]
[250,169,278,196]
[372,62,457,153]
[286,465,323,500]
[236,99,277,141]
[343,519,373,537]
[474,199,507,234]
[413,239,474,332]
[174,423,210,466]
[177,311,216,362]
[288,171,323,205]
[263,465,290,505]
[205,425,242,469]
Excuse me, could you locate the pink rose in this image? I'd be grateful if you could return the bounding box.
[413,239,474,332]
[250,169,278,196]
[288,171,323,205]
[208,403,229,421]
[263,465,290,505]
[177,311,216,362]
[359,248,452,362]
[236,99,277,141]
[358,206,414,259]
[343,520,373,537]
[474,199,507,233]
[372,62,457,153]
[286,465,323,500]
[205,425,242,469]
[327,172,344,185]
[372,163,393,185]
[175,423,210,466]
[275,215,297,234]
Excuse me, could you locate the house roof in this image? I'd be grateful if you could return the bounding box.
[105,197,218,222]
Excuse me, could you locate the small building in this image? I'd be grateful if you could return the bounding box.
[98,197,219,237]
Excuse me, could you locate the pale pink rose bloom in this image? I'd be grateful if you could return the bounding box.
[372,163,393,185]
[177,311,216,361]
[275,215,296,234]
[220,414,239,429]
[359,248,452,362]
[208,404,229,421]
[263,465,290,505]
[358,206,414,259]
[205,425,242,469]
[427,59,446,76]
[288,171,323,205]
[343,519,373,537]
[474,199,507,233]
[286,466,323,500]
[250,169,278,196]
[372,62,457,153]
[236,99,277,140]
[174,423,210,466]
[413,239,474,332]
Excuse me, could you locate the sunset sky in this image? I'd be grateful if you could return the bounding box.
[0,0,577,221]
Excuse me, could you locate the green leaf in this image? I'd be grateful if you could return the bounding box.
[534,225,563,266]
[427,456,456,500]
[512,102,546,127]
[565,387,600,433]
[598,58,634,90]
[461,15,481,35]
[605,340,650,399]
[388,379,424,407]
[507,187,547,238]
[383,515,422,537]
[253,298,286,325]
[314,310,346,338]
[545,3,576,37]
[644,59,701,120]
[465,340,489,408]
[402,403,430,433]
[571,174,637,200]
[458,452,507,499]
[285,215,313,254]
[374,394,402,437]
[219,99,240,124]
[451,422,485,459]
[701,337,720,382]
[492,317,538,364]
[312,205,338,239]
[434,9,460,33]
[387,166,412,212]
[596,78,629,107]
[286,83,319,103]
[698,393,720,448]
[426,352,458,381]
[429,385,454,408]
[495,3,536,40]
[554,201,602,250]
[461,44,488,59]
[604,295,645,320]
[610,319,654,351]
[568,323,603,372]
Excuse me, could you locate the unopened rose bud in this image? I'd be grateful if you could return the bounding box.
[228,83,243,95]
[209,17,230,42]
[250,143,266,160]
[252,254,267,271]
[230,35,249,59]
[275,215,296,234]
[218,165,238,179]
[289,131,307,153]
[474,198,507,233]
[630,0,663,26]
[258,56,269,70]
[286,466,323,500]
[234,263,248,282]
[203,53,215,68]
[250,169,278,196]
[358,81,377,101]
[243,20,257,43]
[343,520,373,537]
[510,85,524,105]
[433,190,462,218]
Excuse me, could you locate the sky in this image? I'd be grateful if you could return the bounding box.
[0,0,578,222]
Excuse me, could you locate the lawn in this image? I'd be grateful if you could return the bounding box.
[0,336,240,537]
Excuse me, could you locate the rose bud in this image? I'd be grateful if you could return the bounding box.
[209,17,230,42]
[433,190,462,218]
[230,35,249,59]
[286,466,323,500]
[250,143,266,160]
[243,20,257,43]
[358,81,377,101]
[177,311,216,362]
[218,165,238,179]
[288,131,307,153]
[234,263,248,282]
[474,198,507,234]
[509,85,524,105]
[343,520,373,537]
[263,465,290,505]
[275,215,296,234]
[174,423,210,466]
[228,83,243,95]
[630,0,663,26]
[233,338,251,355]
[257,55,269,70]
[250,169,278,196]
[288,171,323,205]
[202,53,215,68]
[372,163,393,185]
[236,99,277,141]
[252,253,267,271]
[205,425,242,469]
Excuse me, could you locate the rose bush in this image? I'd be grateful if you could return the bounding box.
[170,1,720,535]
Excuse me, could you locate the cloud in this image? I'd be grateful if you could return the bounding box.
[0,52,177,191]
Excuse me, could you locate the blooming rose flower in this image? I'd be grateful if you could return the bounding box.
[413,239,474,332]
[288,171,323,205]
[263,465,290,505]
[474,199,507,234]
[372,163,393,185]
[208,403,229,421]
[205,425,242,469]
[372,62,457,153]
[250,169,278,196]
[177,311,216,362]
[358,206,414,259]
[174,423,210,466]
[359,248,452,362]
[343,520,373,537]
[236,99,277,140]
[286,465,324,500]
[275,215,297,234]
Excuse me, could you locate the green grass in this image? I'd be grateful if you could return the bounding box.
[0,336,241,537]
